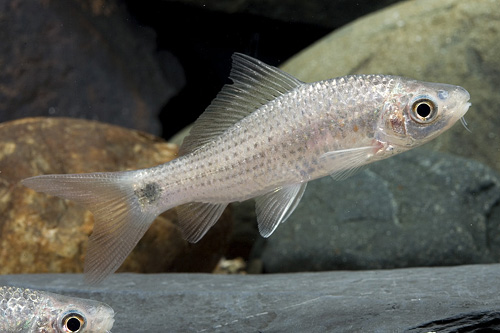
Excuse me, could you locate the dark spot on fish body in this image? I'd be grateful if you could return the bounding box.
[135,182,162,207]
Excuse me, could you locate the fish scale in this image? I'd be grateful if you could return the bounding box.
[21,53,471,284]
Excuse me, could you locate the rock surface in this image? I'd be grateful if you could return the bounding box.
[1,264,500,332]
[281,0,500,174]
[0,0,182,135]
[0,117,232,275]
[259,149,500,273]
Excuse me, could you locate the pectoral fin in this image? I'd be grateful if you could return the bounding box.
[320,146,375,181]
[255,183,307,237]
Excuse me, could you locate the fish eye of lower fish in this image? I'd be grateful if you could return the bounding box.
[62,311,86,332]
[410,97,438,124]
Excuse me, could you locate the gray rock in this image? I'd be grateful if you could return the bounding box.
[281,0,500,174]
[2,265,500,332]
[260,149,500,273]
[0,0,182,135]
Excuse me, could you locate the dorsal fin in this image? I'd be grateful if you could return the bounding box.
[179,53,303,155]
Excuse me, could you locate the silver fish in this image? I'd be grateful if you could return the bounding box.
[21,53,471,284]
[0,286,114,332]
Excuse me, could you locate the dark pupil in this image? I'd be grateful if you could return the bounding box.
[66,317,81,331]
[416,102,431,118]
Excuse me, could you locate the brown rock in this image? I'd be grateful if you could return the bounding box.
[0,117,232,274]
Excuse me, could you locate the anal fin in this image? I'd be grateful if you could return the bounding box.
[176,202,228,243]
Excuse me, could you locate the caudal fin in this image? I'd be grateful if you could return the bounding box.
[21,171,159,284]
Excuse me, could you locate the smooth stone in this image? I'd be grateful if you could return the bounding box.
[259,149,500,273]
[1,264,500,332]
[281,0,500,174]
[0,117,232,275]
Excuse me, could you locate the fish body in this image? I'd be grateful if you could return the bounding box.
[22,53,471,284]
[0,286,114,332]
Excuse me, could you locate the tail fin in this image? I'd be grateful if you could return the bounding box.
[21,171,159,284]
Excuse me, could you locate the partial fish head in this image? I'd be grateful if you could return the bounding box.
[49,293,115,332]
[375,77,471,155]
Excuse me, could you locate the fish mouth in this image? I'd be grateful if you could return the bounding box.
[449,85,471,128]
[458,101,472,132]
[455,86,471,119]
[455,99,471,124]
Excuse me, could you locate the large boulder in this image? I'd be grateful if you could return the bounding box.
[0,117,232,275]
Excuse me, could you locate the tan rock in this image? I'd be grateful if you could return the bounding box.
[0,117,232,274]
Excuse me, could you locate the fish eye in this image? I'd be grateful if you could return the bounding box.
[62,312,86,332]
[410,98,437,124]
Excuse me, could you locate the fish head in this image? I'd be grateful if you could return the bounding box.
[375,77,471,155]
[48,294,115,332]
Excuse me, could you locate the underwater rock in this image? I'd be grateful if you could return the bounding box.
[259,149,500,273]
[0,117,231,275]
[2,264,500,332]
[0,0,182,135]
[282,0,500,174]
